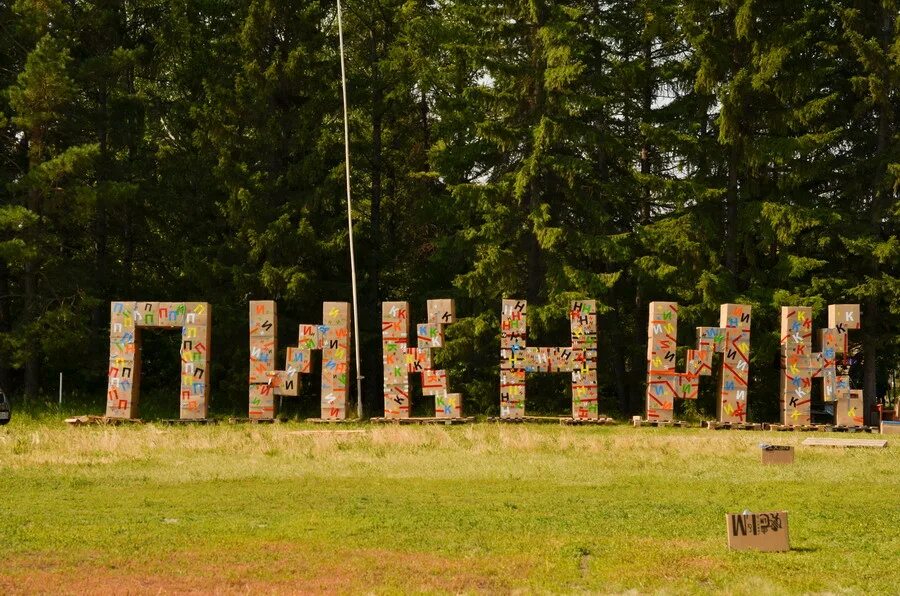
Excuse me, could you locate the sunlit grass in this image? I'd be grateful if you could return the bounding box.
[1,414,897,594]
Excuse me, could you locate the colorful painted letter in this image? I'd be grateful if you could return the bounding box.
[780,304,860,426]
[499,299,598,419]
[645,302,751,423]
[381,300,461,418]
[107,301,211,419]
[248,301,351,420]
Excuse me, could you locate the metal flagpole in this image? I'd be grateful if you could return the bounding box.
[336,0,365,418]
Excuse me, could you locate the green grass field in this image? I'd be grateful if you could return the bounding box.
[1,414,897,594]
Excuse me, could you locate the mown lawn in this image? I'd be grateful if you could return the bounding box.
[0,414,897,594]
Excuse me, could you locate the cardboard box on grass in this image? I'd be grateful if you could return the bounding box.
[880,421,900,435]
[760,444,794,465]
[836,388,864,427]
[726,511,790,552]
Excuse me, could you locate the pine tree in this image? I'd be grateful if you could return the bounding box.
[830,0,899,419]
[5,3,95,400]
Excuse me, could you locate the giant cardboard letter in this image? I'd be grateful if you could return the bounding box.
[780,304,860,425]
[381,300,461,418]
[646,302,751,423]
[499,299,598,419]
[248,301,351,420]
[107,301,211,419]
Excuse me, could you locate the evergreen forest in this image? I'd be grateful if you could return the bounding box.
[1,0,897,421]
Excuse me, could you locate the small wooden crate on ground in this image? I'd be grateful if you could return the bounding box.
[487,416,567,424]
[632,418,690,428]
[560,417,616,426]
[369,417,474,425]
[829,425,876,433]
[766,423,829,432]
[765,423,875,433]
[703,421,764,431]
[227,417,282,425]
[880,421,900,435]
[801,437,887,448]
[159,418,218,425]
[65,415,144,426]
[287,429,367,436]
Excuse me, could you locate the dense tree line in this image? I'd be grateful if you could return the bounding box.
[1,0,897,421]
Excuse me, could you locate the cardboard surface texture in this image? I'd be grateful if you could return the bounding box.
[802,438,887,448]
[500,299,598,419]
[247,300,351,420]
[382,299,462,419]
[726,512,790,552]
[107,301,211,420]
[880,421,900,435]
[760,445,794,465]
[780,304,860,426]
[645,302,751,423]
[836,389,864,427]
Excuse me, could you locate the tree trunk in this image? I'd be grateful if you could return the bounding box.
[607,305,629,415]
[361,29,384,417]
[639,34,652,224]
[93,86,110,327]
[419,86,430,158]
[526,10,547,304]
[23,132,41,401]
[630,31,654,414]
[526,177,543,304]
[0,263,10,392]
[724,142,739,274]
[863,297,878,424]
[371,83,382,304]
[23,250,39,401]
[724,25,749,277]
